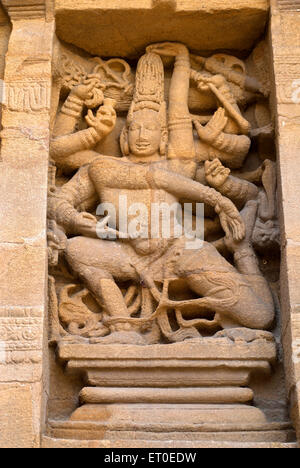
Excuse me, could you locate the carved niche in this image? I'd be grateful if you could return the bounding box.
[43,38,292,443]
[48,40,279,347]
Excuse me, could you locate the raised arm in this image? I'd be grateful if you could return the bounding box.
[50,81,116,168]
[193,108,251,169]
[146,42,195,160]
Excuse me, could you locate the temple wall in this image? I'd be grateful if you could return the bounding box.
[0,0,299,448]
[270,0,300,440]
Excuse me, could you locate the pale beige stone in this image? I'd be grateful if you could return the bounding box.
[49,43,275,347]
[0,0,55,449]
[55,0,269,58]
[0,243,47,307]
[42,436,298,448]
[283,243,300,306]
[44,0,291,447]
[80,387,254,405]
[1,0,300,450]
[0,383,37,448]
[269,0,300,442]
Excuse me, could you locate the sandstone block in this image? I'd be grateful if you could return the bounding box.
[0,383,38,448]
[55,0,269,57]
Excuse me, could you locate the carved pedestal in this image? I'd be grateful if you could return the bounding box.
[46,339,295,446]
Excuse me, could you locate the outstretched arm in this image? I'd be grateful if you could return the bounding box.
[88,156,245,241]
[148,166,245,241]
[51,105,116,165]
[204,159,259,208]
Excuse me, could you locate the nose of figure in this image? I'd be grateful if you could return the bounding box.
[138,126,148,141]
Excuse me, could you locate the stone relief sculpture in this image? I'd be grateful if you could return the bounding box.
[48,42,279,347]
[1,0,299,448]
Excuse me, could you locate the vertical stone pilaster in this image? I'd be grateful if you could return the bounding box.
[0,4,11,121]
[270,0,300,440]
[0,0,54,448]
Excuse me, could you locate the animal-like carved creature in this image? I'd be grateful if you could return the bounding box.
[48,43,275,345]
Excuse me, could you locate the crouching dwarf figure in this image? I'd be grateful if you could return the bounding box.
[49,43,275,345]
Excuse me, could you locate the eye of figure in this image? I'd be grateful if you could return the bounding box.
[130,124,141,131]
[145,124,159,131]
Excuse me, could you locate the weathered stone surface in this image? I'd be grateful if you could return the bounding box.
[0,243,47,307]
[0,0,54,449]
[1,0,300,450]
[42,437,298,448]
[282,243,300,306]
[55,0,269,57]
[46,0,290,448]
[270,0,300,440]
[80,387,254,404]
[0,383,38,448]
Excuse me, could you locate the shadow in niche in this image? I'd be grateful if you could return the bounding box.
[45,22,295,443]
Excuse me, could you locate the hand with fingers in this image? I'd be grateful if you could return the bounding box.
[224,200,258,253]
[71,81,96,102]
[193,108,228,145]
[71,78,104,109]
[205,159,231,189]
[146,42,189,58]
[85,104,117,139]
[74,212,98,238]
[96,215,130,240]
[216,197,246,242]
[83,75,105,108]
[195,74,226,93]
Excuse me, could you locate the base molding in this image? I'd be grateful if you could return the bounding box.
[47,404,295,443]
[47,339,297,447]
[42,436,297,449]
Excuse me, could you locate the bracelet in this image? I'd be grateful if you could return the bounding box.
[234,248,258,263]
[80,127,99,148]
[145,170,156,189]
[175,55,190,69]
[68,95,84,106]
[61,95,84,118]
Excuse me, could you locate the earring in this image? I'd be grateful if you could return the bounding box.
[120,128,130,156]
[160,132,168,156]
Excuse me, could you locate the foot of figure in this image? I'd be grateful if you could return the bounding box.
[90,331,147,345]
[214,328,274,343]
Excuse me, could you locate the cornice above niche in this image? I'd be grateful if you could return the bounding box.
[54,0,270,58]
[1,0,46,19]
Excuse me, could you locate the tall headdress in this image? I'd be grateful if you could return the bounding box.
[121,52,167,156]
[130,52,165,114]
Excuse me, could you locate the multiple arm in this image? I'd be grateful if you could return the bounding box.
[89,156,229,207]
[203,159,259,209]
[147,43,195,160]
[148,43,251,169]
[48,165,98,235]
[193,107,251,169]
[87,156,245,241]
[50,82,116,170]
[51,87,99,164]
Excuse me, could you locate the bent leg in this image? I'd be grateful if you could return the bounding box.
[65,237,138,318]
[176,241,274,330]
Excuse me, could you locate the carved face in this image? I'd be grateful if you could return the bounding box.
[128,109,162,157]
